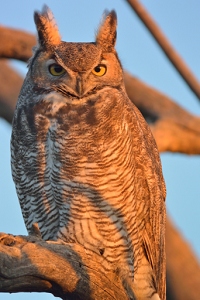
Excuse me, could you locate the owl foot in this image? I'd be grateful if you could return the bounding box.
[0,233,16,246]
[29,223,42,239]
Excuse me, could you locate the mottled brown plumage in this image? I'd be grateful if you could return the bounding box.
[11,6,166,299]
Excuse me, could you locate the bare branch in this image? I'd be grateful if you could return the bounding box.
[0,26,35,62]
[0,233,129,300]
[125,72,200,154]
[125,0,200,100]
[1,221,200,300]
[0,60,23,123]
[166,218,200,300]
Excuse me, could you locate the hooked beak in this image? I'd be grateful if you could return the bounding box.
[75,76,84,97]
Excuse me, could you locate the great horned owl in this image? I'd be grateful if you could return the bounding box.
[11,6,166,300]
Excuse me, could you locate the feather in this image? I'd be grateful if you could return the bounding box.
[34,5,61,47]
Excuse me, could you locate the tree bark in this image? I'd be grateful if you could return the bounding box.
[0,233,129,300]
[0,219,199,300]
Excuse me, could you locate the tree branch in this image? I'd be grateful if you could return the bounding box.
[0,60,23,123]
[0,233,128,300]
[125,0,200,100]
[166,218,200,300]
[124,72,200,154]
[1,219,200,300]
[0,26,36,62]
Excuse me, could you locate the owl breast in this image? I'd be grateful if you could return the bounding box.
[12,88,148,276]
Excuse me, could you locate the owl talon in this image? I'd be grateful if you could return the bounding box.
[29,223,42,239]
[0,233,16,246]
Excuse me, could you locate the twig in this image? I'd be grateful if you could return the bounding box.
[125,0,200,100]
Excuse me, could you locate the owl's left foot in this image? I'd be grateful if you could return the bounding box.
[0,233,16,246]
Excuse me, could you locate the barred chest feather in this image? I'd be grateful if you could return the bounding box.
[12,90,148,276]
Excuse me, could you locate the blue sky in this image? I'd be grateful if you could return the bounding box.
[0,1,200,299]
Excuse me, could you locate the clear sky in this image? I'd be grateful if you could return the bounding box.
[0,1,200,299]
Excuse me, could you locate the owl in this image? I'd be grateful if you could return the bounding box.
[11,6,166,300]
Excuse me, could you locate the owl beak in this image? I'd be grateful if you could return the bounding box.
[75,77,84,97]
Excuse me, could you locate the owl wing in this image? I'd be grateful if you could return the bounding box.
[125,95,166,299]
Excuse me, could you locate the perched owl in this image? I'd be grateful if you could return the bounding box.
[11,6,166,300]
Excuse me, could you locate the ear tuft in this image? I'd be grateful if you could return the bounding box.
[96,10,117,52]
[34,5,61,47]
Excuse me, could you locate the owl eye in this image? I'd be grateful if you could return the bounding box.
[49,63,65,76]
[92,64,107,76]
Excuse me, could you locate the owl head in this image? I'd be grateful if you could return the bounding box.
[28,6,123,100]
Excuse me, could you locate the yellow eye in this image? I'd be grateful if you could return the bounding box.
[92,64,107,76]
[49,63,65,76]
